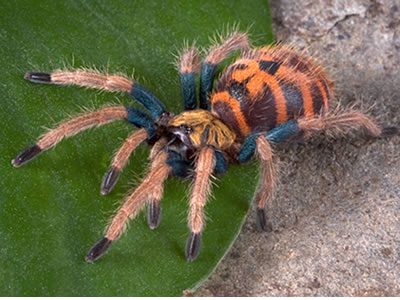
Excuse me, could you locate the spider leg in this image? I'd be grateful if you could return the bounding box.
[186,146,215,262]
[177,47,201,110]
[239,109,398,163]
[238,120,300,163]
[238,110,398,230]
[238,121,300,231]
[199,31,250,110]
[297,110,399,139]
[146,138,169,229]
[101,129,148,195]
[164,148,227,179]
[145,148,195,230]
[12,105,130,167]
[86,149,170,263]
[101,107,157,195]
[25,69,166,118]
[254,136,276,232]
[146,146,194,230]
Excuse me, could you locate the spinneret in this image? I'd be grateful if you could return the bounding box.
[13,31,398,263]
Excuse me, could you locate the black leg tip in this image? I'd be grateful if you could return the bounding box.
[185,232,202,262]
[24,72,52,83]
[381,126,399,138]
[147,200,161,230]
[12,145,42,167]
[100,167,120,195]
[85,237,112,263]
[256,208,273,232]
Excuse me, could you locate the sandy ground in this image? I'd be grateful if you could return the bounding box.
[195,0,400,296]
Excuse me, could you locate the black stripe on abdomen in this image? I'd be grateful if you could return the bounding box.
[310,82,325,115]
[241,84,278,133]
[280,80,304,119]
[287,53,312,74]
[228,80,249,104]
[259,60,281,75]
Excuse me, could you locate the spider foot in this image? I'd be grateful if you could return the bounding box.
[147,200,161,230]
[85,237,112,263]
[256,208,273,232]
[381,126,399,138]
[24,72,51,83]
[12,145,42,167]
[100,167,120,195]
[185,232,202,262]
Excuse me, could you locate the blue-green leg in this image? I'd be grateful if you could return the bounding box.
[199,31,249,110]
[130,83,167,118]
[126,107,157,141]
[199,63,217,110]
[166,149,228,179]
[101,107,158,195]
[24,69,168,119]
[178,47,200,110]
[238,120,301,163]
[238,120,301,231]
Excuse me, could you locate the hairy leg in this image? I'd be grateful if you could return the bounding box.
[239,109,398,163]
[25,69,166,118]
[238,120,300,163]
[238,109,398,232]
[101,128,148,195]
[186,146,215,261]
[297,109,398,138]
[12,106,128,167]
[254,136,276,232]
[86,149,171,262]
[199,31,250,109]
[146,138,169,229]
[25,69,132,92]
[177,46,201,110]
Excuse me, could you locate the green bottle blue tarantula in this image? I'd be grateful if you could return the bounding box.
[13,32,398,262]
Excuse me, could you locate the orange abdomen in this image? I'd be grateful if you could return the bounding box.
[210,45,333,139]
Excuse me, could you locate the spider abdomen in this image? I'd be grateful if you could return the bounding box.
[210,45,333,139]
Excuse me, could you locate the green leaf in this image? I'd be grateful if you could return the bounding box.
[0,0,273,296]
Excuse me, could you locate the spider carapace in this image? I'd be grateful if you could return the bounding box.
[12,32,398,262]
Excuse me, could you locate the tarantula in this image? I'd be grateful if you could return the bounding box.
[12,31,397,262]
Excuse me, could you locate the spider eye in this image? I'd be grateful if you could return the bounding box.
[180,125,192,134]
